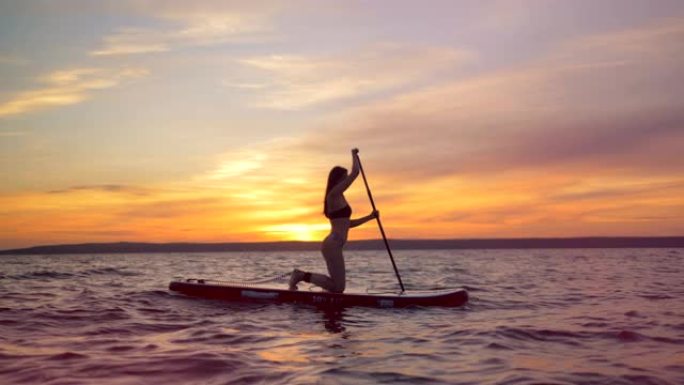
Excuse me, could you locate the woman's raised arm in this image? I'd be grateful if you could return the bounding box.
[328,149,361,197]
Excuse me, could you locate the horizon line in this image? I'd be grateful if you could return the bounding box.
[2,236,683,255]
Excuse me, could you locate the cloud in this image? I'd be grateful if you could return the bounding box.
[90,3,278,56]
[47,184,151,196]
[0,131,26,137]
[90,28,171,56]
[195,17,684,238]
[229,44,473,110]
[115,197,225,219]
[288,17,684,179]
[547,180,684,203]
[223,18,684,173]
[0,67,148,118]
[0,183,257,247]
[0,53,28,66]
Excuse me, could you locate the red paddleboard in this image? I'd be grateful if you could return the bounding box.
[169,279,468,308]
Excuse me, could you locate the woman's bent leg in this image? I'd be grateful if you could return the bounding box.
[291,235,346,293]
[289,260,343,292]
[320,244,345,293]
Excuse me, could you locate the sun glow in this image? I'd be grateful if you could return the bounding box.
[261,223,330,241]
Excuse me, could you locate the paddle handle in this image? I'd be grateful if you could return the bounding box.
[356,153,406,293]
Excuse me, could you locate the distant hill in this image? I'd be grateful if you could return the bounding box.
[1,237,683,255]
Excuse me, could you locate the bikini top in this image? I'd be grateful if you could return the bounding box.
[326,203,352,219]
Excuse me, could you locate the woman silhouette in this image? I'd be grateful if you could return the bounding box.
[289,148,378,292]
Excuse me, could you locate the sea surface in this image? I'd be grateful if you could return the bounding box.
[0,248,683,385]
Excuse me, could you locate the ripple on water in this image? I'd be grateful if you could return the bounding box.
[47,352,88,361]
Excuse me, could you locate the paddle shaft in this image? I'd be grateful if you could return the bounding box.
[357,155,406,293]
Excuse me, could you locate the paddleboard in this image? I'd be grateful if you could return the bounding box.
[169,279,468,308]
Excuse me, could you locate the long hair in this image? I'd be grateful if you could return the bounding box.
[324,166,347,217]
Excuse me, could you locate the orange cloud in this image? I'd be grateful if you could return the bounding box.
[90,3,279,56]
[0,182,274,249]
[0,67,148,117]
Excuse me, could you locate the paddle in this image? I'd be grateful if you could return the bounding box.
[356,151,406,293]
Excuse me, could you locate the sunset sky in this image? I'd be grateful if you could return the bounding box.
[1,1,683,249]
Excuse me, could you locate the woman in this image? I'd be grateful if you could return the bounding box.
[289,148,378,293]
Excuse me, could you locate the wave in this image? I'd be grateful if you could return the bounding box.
[5,266,139,281]
[79,267,141,277]
[8,270,76,280]
[319,368,440,385]
[47,351,88,360]
[638,293,675,300]
[489,326,684,346]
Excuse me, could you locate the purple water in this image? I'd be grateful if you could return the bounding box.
[1,249,682,385]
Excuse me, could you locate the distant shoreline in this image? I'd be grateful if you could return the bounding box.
[1,237,683,255]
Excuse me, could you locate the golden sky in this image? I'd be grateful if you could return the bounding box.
[1,1,683,249]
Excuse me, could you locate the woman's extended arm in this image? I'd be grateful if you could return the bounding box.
[350,210,379,228]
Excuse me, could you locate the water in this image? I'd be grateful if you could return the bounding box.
[1,249,683,385]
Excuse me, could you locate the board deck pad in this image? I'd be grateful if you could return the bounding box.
[169,279,468,308]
